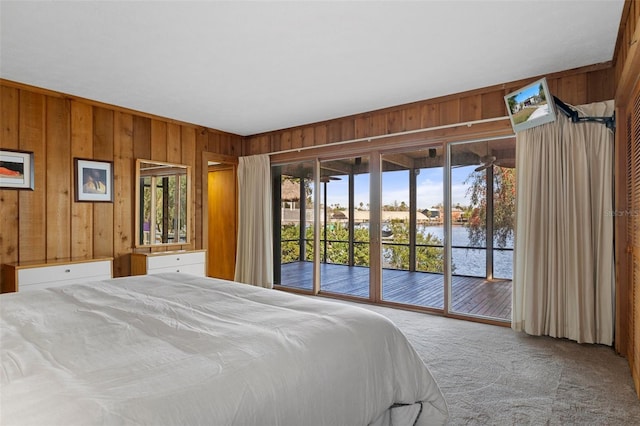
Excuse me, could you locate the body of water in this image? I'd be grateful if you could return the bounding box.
[419,224,513,279]
[377,224,513,279]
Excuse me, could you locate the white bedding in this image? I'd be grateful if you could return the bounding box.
[0,273,447,426]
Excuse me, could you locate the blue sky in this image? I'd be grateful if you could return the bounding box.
[513,83,539,103]
[321,165,477,210]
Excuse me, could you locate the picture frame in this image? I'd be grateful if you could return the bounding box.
[75,158,114,202]
[0,149,34,190]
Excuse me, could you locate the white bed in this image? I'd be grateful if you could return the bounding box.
[0,273,448,425]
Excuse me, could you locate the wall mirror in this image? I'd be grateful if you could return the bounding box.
[135,159,191,247]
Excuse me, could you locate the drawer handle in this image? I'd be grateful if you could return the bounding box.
[65,269,71,273]
[176,257,180,261]
[176,269,180,273]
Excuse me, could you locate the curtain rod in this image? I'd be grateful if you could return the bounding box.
[265,116,510,157]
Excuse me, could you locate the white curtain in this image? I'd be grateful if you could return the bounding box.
[234,154,274,288]
[512,100,615,345]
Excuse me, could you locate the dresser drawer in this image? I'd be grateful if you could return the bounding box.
[1,258,113,293]
[131,250,207,277]
[18,261,111,286]
[146,263,205,276]
[146,251,205,270]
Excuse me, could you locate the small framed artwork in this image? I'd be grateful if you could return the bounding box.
[0,149,34,190]
[75,158,114,202]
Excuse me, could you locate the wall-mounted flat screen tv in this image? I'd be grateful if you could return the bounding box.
[504,77,556,132]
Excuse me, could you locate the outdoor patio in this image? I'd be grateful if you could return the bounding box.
[278,261,512,321]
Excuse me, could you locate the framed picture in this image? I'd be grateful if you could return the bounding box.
[75,158,114,202]
[0,149,34,190]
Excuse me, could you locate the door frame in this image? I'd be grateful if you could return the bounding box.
[201,152,238,276]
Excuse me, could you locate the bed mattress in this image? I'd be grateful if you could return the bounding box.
[0,273,447,425]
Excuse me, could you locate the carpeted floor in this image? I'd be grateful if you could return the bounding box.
[339,300,640,425]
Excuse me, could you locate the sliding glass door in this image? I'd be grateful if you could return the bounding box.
[273,161,315,291]
[448,139,515,321]
[272,137,514,323]
[318,157,370,298]
[380,148,444,309]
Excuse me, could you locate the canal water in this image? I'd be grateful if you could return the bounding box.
[419,224,514,279]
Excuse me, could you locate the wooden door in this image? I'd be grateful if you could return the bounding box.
[207,165,237,280]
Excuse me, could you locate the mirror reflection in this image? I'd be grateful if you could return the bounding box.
[135,159,190,247]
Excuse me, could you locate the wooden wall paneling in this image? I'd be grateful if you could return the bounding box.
[354,115,370,140]
[587,68,616,103]
[261,134,274,154]
[556,74,588,105]
[481,90,507,120]
[1,80,242,286]
[420,103,439,129]
[369,113,388,136]
[387,110,405,135]
[92,107,114,258]
[439,99,460,126]
[302,127,315,148]
[341,117,355,142]
[70,100,94,258]
[167,122,182,161]
[269,133,282,154]
[314,124,328,146]
[181,126,197,250]
[18,91,46,263]
[327,121,343,144]
[290,128,303,151]
[219,133,229,156]
[404,105,422,131]
[204,131,215,153]
[280,130,292,151]
[133,116,151,160]
[195,129,208,249]
[230,133,242,157]
[151,119,167,162]
[459,94,482,122]
[0,86,20,284]
[113,112,134,277]
[45,96,71,260]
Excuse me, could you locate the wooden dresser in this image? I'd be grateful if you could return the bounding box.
[1,257,114,293]
[131,250,206,276]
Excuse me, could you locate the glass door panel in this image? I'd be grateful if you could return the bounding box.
[381,148,444,309]
[448,139,515,321]
[319,156,370,298]
[273,161,315,291]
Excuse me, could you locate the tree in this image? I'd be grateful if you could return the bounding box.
[464,166,515,248]
[279,220,446,272]
[538,83,546,101]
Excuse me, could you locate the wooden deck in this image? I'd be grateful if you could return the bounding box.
[279,261,511,321]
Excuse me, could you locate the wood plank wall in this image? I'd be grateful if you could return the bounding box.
[0,81,242,288]
[243,65,616,156]
[614,0,639,94]
[613,0,640,396]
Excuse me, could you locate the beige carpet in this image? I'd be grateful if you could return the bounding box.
[338,299,640,425]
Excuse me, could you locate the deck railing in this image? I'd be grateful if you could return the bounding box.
[281,238,514,280]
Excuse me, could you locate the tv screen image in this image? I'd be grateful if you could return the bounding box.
[504,77,556,132]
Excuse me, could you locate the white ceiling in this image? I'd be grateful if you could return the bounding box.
[0,1,624,136]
